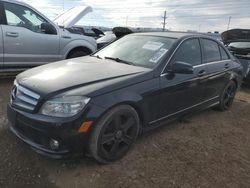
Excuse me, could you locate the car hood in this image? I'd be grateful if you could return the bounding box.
[222,29,250,44]
[16,56,150,97]
[53,6,92,28]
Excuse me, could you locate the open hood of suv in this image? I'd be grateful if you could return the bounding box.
[53,6,92,28]
[222,29,250,44]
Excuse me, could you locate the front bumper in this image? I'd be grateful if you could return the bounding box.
[7,104,96,159]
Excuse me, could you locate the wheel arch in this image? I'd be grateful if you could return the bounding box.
[66,46,92,59]
[93,100,146,134]
[231,78,238,87]
[118,101,145,132]
[229,72,240,89]
[61,39,96,59]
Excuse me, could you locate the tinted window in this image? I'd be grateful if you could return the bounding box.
[202,39,221,62]
[4,2,49,34]
[219,46,229,60]
[171,38,201,66]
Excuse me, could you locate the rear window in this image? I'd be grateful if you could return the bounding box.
[202,39,221,62]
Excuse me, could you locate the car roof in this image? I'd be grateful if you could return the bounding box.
[132,31,209,39]
[1,0,30,7]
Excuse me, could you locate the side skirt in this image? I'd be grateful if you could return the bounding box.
[142,98,219,133]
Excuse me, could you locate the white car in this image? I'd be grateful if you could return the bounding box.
[0,0,97,72]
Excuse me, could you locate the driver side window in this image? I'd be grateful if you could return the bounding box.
[171,38,202,66]
[4,2,49,34]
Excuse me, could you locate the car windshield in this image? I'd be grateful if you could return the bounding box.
[228,41,250,49]
[94,35,176,68]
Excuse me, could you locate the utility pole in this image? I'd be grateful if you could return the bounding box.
[162,10,167,31]
[126,16,128,27]
[199,24,202,32]
[227,16,231,30]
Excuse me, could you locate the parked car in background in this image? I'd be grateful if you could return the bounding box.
[206,32,222,43]
[0,0,96,73]
[97,27,133,49]
[8,32,243,163]
[222,29,250,81]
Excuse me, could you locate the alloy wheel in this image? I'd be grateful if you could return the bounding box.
[99,112,138,160]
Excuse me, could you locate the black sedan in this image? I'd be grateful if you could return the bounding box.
[7,32,243,163]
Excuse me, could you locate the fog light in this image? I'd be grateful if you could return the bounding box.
[49,139,59,150]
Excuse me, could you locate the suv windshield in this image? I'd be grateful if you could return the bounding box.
[95,35,176,68]
[228,41,250,49]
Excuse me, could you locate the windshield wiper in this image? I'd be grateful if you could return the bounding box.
[104,56,135,65]
[90,54,103,59]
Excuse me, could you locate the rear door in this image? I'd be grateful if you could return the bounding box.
[201,38,232,100]
[2,1,60,68]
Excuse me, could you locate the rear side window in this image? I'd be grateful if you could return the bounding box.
[202,39,221,62]
[171,38,202,66]
[219,46,230,60]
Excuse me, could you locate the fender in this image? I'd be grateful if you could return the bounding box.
[91,89,143,110]
[90,88,152,127]
[76,73,158,127]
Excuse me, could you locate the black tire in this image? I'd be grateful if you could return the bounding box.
[67,50,88,59]
[89,105,140,164]
[217,80,237,111]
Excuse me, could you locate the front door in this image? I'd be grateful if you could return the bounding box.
[151,38,208,124]
[2,2,60,68]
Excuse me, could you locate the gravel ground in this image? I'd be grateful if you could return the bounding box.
[0,78,250,188]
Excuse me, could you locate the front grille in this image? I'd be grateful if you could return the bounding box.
[11,84,40,112]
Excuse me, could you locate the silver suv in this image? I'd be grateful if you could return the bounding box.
[0,0,97,72]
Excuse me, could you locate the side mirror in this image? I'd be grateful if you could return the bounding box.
[41,23,57,35]
[170,61,194,74]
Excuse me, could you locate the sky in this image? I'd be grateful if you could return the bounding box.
[22,0,250,32]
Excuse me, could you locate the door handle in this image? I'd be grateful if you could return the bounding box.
[6,32,19,37]
[198,70,206,77]
[224,63,230,69]
[62,35,71,39]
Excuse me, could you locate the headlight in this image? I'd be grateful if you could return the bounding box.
[40,96,90,117]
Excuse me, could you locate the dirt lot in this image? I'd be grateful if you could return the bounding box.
[0,78,250,188]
